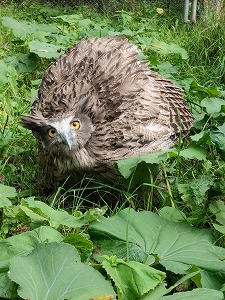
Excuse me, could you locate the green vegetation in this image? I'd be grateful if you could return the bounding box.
[0,1,225,299]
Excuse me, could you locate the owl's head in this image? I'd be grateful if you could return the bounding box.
[20,113,94,150]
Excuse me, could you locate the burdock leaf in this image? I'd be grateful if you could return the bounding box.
[9,242,115,300]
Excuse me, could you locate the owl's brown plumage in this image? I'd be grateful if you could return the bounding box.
[21,36,193,187]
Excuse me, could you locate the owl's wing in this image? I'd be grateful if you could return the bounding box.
[81,39,194,161]
[87,73,193,162]
[28,36,193,163]
[30,36,141,116]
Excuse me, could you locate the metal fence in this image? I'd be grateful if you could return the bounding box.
[8,0,174,10]
[1,0,224,22]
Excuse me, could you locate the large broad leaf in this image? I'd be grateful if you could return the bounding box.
[210,123,225,160]
[0,226,63,298]
[116,151,168,179]
[0,226,63,270]
[190,81,221,97]
[0,232,20,299]
[2,17,58,40]
[4,53,38,73]
[102,258,165,300]
[191,267,225,290]
[149,38,188,59]
[0,184,17,207]
[53,14,83,24]
[209,200,225,234]
[158,61,178,74]
[168,146,207,160]
[9,242,115,300]
[177,175,214,207]
[20,197,86,229]
[159,206,187,222]
[159,288,223,300]
[89,209,225,278]
[140,275,224,299]
[63,233,93,262]
[190,131,211,146]
[201,97,225,115]
[178,145,207,160]
[116,146,206,181]
[0,272,18,299]
[29,41,65,58]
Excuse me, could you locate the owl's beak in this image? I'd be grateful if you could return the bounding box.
[62,133,73,150]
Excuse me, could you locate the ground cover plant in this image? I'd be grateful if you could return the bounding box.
[0,1,225,299]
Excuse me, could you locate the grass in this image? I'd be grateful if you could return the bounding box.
[0,0,225,229]
[1,1,225,299]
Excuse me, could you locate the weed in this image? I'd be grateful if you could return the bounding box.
[0,1,225,299]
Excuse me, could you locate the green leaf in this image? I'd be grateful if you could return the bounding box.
[0,272,18,299]
[21,198,87,229]
[210,200,225,225]
[203,271,225,290]
[83,206,108,222]
[142,271,213,299]
[0,60,9,86]
[108,258,165,300]
[210,124,225,160]
[19,201,47,227]
[5,53,39,73]
[159,207,186,222]
[149,38,188,59]
[201,97,225,115]
[178,77,194,93]
[29,41,65,58]
[140,283,168,299]
[116,151,168,178]
[0,226,63,270]
[160,288,223,299]
[177,175,213,207]
[190,81,221,97]
[2,17,58,40]
[190,131,211,146]
[0,226,64,268]
[0,226,63,298]
[179,145,207,160]
[167,146,207,160]
[192,112,208,130]
[209,200,225,233]
[213,223,225,234]
[77,18,95,28]
[102,258,165,300]
[142,272,224,299]
[9,242,115,300]
[63,233,93,261]
[2,17,32,39]
[121,29,136,36]
[0,184,17,207]
[0,241,19,298]
[53,13,83,24]
[157,61,179,75]
[90,209,225,276]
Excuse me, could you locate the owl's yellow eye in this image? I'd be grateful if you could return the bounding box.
[70,120,80,130]
[48,128,56,137]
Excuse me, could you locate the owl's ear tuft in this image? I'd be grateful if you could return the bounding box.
[20,115,45,131]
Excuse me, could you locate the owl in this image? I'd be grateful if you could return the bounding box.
[21,36,193,188]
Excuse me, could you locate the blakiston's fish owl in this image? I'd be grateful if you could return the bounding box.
[21,36,193,187]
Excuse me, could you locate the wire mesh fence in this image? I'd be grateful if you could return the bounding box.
[1,0,171,10]
[1,0,224,21]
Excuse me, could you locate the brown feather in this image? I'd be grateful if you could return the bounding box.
[21,36,193,187]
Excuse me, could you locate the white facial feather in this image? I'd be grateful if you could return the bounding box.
[50,116,74,132]
[50,116,77,149]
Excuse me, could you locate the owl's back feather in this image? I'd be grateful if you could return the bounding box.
[21,36,193,187]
